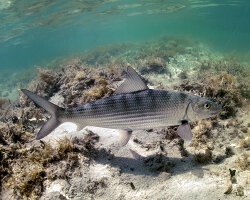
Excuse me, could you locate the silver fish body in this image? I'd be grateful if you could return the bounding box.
[62,89,195,130]
[22,67,222,143]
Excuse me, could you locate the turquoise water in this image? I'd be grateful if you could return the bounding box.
[0,0,250,71]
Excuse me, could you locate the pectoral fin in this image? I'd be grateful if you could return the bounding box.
[177,123,192,144]
[118,129,132,146]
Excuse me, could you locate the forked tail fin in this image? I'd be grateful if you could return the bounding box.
[21,89,63,139]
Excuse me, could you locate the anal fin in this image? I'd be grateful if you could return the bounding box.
[177,122,192,144]
[118,129,132,146]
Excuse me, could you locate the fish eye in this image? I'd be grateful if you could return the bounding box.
[204,103,211,109]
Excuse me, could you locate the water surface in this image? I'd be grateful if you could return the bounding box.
[0,0,249,71]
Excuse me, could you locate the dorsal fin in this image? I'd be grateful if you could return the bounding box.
[114,66,148,94]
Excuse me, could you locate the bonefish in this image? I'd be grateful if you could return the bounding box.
[22,67,222,145]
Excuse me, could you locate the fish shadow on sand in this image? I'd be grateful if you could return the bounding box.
[95,148,206,178]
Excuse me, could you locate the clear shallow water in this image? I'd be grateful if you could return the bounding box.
[0,0,250,71]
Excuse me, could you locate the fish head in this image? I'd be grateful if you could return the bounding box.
[188,97,222,121]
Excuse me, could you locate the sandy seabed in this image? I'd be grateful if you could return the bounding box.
[0,39,249,199]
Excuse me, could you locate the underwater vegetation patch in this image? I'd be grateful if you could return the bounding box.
[191,120,213,148]
[194,149,212,164]
[204,72,249,119]
[0,115,100,199]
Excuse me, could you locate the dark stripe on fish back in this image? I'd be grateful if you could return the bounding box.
[149,90,158,109]
[134,92,142,106]
[120,94,129,110]
[179,92,188,102]
[66,90,183,119]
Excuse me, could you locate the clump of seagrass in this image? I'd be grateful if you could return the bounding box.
[58,66,122,107]
[37,68,59,97]
[1,128,99,199]
[194,149,212,164]
[191,120,213,148]
[82,78,113,103]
